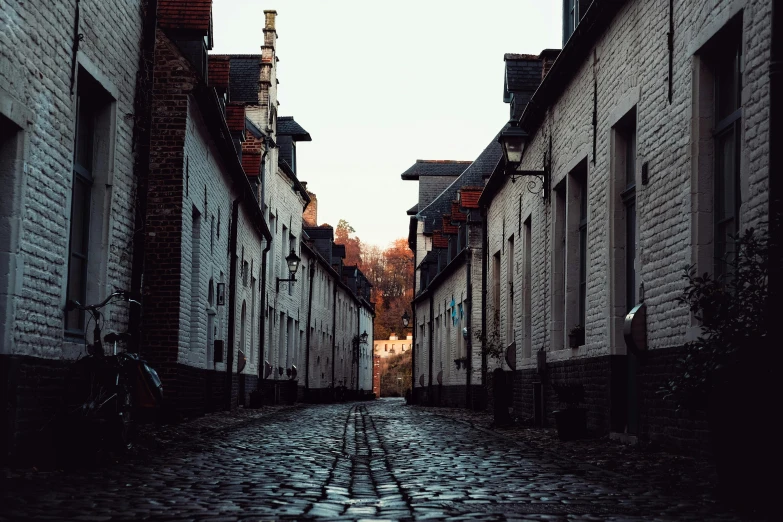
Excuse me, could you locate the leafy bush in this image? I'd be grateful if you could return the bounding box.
[662,228,769,409]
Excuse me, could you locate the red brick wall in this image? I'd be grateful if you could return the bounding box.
[142,29,196,383]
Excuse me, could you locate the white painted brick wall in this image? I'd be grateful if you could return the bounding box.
[0,0,143,359]
[179,99,264,378]
[485,0,772,368]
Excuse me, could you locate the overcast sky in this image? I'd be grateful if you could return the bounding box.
[212,0,562,249]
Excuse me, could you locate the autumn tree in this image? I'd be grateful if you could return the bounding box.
[335,219,362,267]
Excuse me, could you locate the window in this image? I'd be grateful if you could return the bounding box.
[190,207,202,351]
[492,252,501,318]
[563,0,589,45]
[622,122,638,311]
[611,109,638,350]
[523,217,532,358]
[713,31,742,278]
[551,182,567,350]
[507,235,515,345]
[281,224,288,280]
[566,160,588,336]
[65,70,114,334]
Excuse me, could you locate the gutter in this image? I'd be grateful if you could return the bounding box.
[304,260,315,399]
[128,0,158,353]
[428,293,434,404]
[356,305,361,392]
[257,140,273,383]
[331,280,337,396]
[481,204,489,396]
[466,249,472,408]
[226,199,240,410]
[411,248,416,403]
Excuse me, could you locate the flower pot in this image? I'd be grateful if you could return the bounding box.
[553,408,587,441]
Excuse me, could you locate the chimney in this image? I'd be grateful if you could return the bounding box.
[539,49,561,81]
[303,190,318,226]
[264,10,277,30]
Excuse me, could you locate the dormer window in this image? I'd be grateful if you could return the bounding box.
[563,0,589,45]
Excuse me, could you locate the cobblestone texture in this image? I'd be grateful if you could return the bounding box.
[0,399,756,520]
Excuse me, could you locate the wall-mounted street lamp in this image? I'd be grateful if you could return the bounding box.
[498,119,550,200]
[401,310,410,329]
[276,249,301,292]
[360,330,369,343]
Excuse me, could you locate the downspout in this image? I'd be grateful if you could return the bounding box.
[331,280,337,397]
[481,205,489,404]
[226,199,240,410]
[411,250,416,403]
[258,238,270,381]
[257,144,272,381]
[356,303,360,392]
[304,262,315,400]
[466,249,472,408]
[128,0,158,353]
[428,293,434,405]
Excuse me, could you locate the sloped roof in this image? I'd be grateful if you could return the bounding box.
[407,204,419,216]
[504,54,543,118]
[417,134,502,234]
[277,116,312,141]
[400,160,471,180]
[224,55,261,104]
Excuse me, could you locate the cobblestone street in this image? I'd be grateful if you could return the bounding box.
[0,399,750,521]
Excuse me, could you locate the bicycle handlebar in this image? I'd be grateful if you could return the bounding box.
[66,291,141,312]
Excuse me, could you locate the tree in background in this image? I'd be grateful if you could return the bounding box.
[335,219,362,267]
[379,350,412,397]
[330,221,414,341]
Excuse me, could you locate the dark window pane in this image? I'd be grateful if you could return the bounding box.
[74,95,94,172]
[625,126,636,189]
[625,199,637,311]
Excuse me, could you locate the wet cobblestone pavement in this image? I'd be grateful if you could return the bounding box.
[0,399,754,520]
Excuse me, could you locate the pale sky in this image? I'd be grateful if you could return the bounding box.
[212,0,562,249]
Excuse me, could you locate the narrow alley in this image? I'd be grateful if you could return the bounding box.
[0,400,744,521]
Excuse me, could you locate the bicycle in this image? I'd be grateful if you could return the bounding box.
[62,291,162,460]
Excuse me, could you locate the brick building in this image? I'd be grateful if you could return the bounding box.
[1,0,146,460]
[407,0,776,453]
[138,1,272,416]
[406,140,500,408]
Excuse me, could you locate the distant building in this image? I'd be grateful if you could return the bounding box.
[374,334,412,360]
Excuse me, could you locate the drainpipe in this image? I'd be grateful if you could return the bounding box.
[466,249,472,408]
[226,199,240,410]
[481,205,489,407]
[128,0,158,353]
[304,261,315,400]
[428,293,434,405]
[257,142,272,383]
[411,250,417,403]
[331,280,337,399]
[356,303,361,393]
[258,239,271,382]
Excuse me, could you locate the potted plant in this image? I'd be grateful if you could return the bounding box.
[568,324,585,348]
[552,383,587,441]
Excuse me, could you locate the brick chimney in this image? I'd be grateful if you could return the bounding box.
[246,10,279,134]
[303,189,318,226]
[539,49,561,80]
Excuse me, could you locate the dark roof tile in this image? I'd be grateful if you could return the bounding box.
[277,116,312,141]
[417,134,502,234]
[400,160,471,180]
